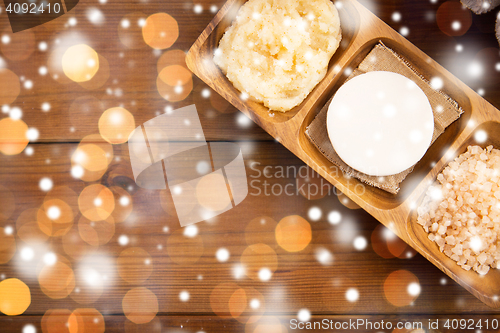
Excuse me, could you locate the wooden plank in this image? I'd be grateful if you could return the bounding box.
[1,314,500,332]
[0,142,495,316]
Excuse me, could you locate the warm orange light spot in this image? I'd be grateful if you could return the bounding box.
[371,225,408,259]
[62,44,100,82]
[78,184,115,221]
[122,287,159,324]
[99,107,136,144]
[245,216,278,246]
[37,199,74,237]
[0,28,35,61]
[117,247,153,284]
[211,91,233,113]
[70,268,103,305]
[72,134,114,182]
[196,173,231,212]
[245,315,284,333]
[44,186,80,217]
[275,215,312,252]
[229,287,265,324]
[436,1,472,37]
[42,309,72,333]
[0,118,29,155]
[68,308,105,333]
[38,258,75,299]
[110,186,133,223]
[156,74,193,102]
[62,228,97,261]
[0,278,31,316]
[157,49,187,73]
[72,143,108,172]
[78,215,115,246]
[16,208,49,243]
[78,54,110,90]
[142,13,179,50]
[0,69,20,105]
[0,185,15,221]
[158,65,192,87]
[240,243,278,280]
[383,270,420,307]
[229,288,247,319]
[167,228,204,265]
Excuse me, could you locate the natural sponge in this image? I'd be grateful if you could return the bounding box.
[214,0,342,112]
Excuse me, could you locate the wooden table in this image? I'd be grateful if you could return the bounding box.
[1,0,500,332]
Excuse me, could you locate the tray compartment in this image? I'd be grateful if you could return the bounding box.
[298,37,473,210]
[407,121,500,308]
[186,0,360,124]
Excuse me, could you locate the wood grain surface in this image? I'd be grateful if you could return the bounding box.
[1,0,500,332]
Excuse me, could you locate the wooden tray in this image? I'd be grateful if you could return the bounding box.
[186,0,500,308]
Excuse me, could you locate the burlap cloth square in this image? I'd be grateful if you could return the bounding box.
[306,42,463,194]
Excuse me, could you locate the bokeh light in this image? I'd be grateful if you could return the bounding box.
[78,184,115,221]
[117,247,153,284]
[0,68,20,104]
[436,1,472,36]
[38,256,75,299]
[62,44,100,82]
[158,65,192,87]
[0,278,31,315]
[142,13,179,49]
[110,186,133,223]
[98,107,136,144]
[78,215,116,246]
[17,208,49,243]
[78,54,110,90]
[0,117,29,155]
[122,287,159,324]
[196,173,232,212]
[62,228,98,260]
[37,199,74,237]
[71,134,113,182]
[157,71,193,102]
[228,287,265,323]
[371,225,409,259]
[210,282,240,319]
[157,49,187,73]
[68,308,105,333]
[245,216,277,246]
[275,215,312,252]
[383,270,420,307]
[240,243,278,280]
[41,309,73,333]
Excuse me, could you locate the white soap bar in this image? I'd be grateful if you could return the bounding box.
[326,71,434,176]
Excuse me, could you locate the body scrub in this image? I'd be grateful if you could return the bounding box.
[214,0,342,112]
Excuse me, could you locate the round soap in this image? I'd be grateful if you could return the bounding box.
[326,71,434,176]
